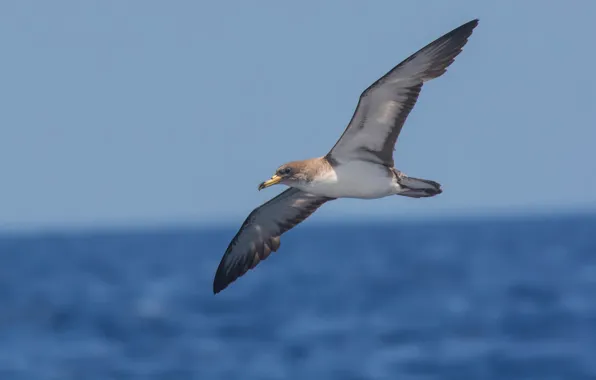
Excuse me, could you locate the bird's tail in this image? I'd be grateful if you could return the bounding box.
[397,176,442,198]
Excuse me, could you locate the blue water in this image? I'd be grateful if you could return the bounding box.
[1,214,596,379]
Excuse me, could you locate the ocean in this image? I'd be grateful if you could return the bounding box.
[0,213,595,379]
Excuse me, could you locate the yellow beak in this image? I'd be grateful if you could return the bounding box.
[258,175,282,190]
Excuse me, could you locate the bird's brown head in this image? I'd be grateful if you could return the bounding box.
[258,161,311,190]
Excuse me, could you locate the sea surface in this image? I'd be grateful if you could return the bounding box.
[1,214,596,380]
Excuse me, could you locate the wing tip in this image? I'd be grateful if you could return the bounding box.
[213,264,230,294]
[459,18,479,32]
[454,19,479,44]
[420,18,479,80]
[213,282,226,294]
[213,248,239,294]
[446,18,479,44]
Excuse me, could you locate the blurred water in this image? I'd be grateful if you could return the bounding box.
[0,214,595,379]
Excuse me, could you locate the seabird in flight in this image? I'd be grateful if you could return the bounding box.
[213,19,479,294]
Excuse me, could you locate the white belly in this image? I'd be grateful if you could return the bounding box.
[295,161,399,199]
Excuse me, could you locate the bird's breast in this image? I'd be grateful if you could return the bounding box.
[296,161,397,199]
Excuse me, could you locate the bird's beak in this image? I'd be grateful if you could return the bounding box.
[258,175,282,191]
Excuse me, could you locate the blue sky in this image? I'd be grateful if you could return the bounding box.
[1,1,595,230]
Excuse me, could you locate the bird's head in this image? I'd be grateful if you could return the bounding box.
[258,161,309,190]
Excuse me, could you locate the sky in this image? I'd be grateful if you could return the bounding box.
[1,1,595,231]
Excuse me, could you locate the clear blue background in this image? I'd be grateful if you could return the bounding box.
[1,0,595,231]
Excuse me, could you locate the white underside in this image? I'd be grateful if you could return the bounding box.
[294,161,402,199]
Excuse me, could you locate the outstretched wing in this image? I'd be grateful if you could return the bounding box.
[213,188,333,293]
[327,19,478,167]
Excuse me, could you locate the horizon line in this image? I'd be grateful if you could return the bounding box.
[1,204,595,238]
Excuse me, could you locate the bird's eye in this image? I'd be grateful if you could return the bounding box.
[278,167,291,176]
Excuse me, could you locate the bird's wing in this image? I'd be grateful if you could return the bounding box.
[327,19,478,167]
[213,188,333,293]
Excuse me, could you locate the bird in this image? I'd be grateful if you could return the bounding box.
[213,19,479,294]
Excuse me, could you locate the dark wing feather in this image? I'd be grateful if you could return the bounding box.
[327,19,478,167]
[213,188,333,294]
